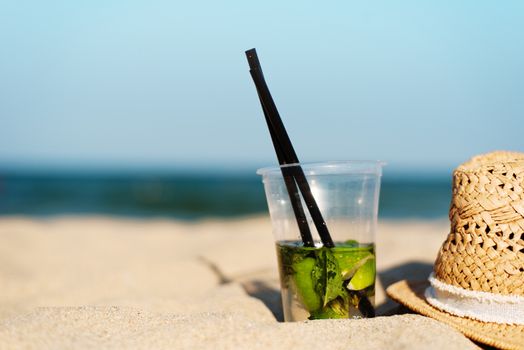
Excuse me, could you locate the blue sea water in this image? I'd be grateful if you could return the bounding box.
[0,171,452,220]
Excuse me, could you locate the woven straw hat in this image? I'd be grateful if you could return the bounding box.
[387,151,524,350]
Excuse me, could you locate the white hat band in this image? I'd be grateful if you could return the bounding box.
[425,273,524,325]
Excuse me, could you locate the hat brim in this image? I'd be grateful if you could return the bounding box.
[386,280,524,350]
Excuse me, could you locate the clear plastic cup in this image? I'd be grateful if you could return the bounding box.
[257,161,383,321]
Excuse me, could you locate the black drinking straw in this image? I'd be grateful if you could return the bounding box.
[255,90,315,247]
[246,48,334,248]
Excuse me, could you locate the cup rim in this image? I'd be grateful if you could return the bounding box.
[256,160,385,177]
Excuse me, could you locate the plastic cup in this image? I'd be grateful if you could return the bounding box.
[257,161,383,321]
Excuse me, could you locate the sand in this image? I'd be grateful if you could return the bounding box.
[0,216,480,349]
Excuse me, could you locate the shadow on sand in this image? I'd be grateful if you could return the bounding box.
[242,280,284,321]
[376,261,434,315]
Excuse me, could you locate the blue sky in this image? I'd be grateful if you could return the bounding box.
[1,1,523,172]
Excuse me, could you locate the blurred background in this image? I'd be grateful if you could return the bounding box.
[1,1,523,220]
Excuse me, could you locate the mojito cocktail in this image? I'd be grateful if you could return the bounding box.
[277,240,375,321]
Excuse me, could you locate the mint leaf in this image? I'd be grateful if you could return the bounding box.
[312,248,345,307]
[311,251,325,303]
[323,249,344,306]
[342,240,359,247]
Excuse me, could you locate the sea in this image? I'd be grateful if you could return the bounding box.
[0,171,452,220]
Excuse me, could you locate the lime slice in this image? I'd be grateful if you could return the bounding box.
[334,250,373,280]
[309,299,348,319]
[292,257,321,312]
[346,257,375,290]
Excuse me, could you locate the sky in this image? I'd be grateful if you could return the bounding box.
[1,1,523,173]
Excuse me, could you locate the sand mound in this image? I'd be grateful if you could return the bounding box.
[0,306,477,350]
[0,217,479,349]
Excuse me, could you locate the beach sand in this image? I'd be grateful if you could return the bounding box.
[0,216,480,349]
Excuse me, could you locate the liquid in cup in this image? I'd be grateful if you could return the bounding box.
[258,161,383,321]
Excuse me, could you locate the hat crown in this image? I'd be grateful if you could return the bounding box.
[434,151,524,296]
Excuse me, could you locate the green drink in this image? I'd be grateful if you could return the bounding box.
[276,240,375,321]
[258,161,383,321]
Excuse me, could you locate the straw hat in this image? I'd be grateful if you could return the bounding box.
[387,151,524,350]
